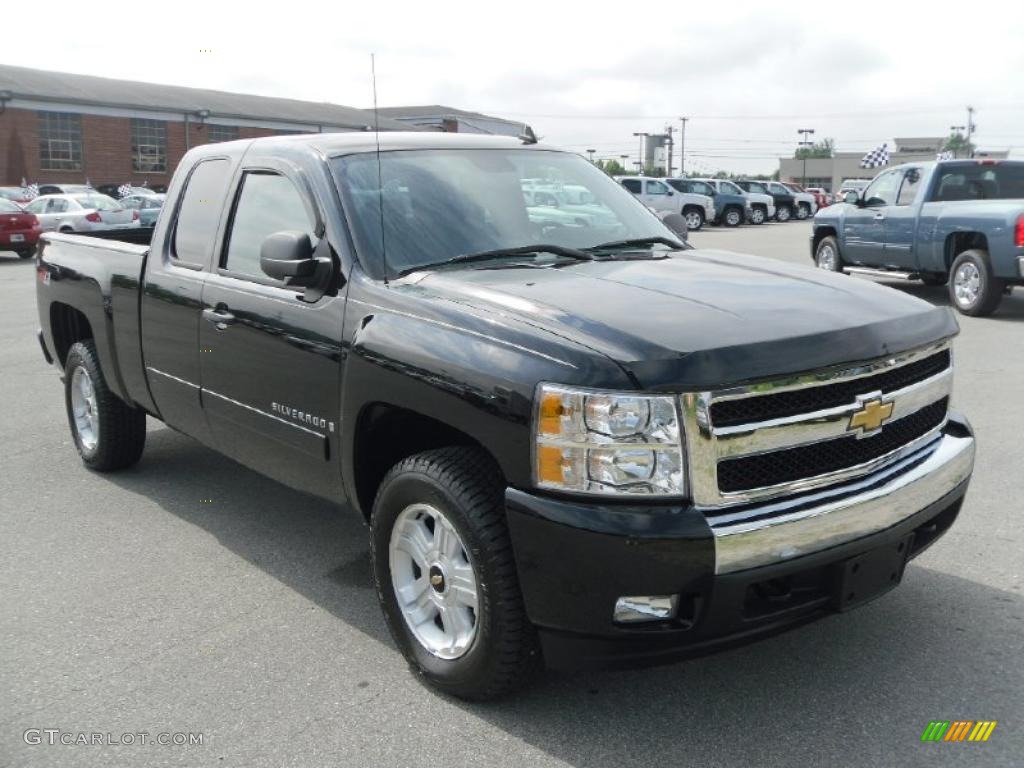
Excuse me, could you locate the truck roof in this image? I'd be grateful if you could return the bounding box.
[186,130,548,160]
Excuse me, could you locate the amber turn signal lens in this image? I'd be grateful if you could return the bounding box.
[537,444,566,484]
[538,392,565,436]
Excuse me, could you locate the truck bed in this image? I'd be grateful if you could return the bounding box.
[36,231,153,413]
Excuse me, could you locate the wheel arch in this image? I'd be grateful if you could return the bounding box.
[944,231,988,271]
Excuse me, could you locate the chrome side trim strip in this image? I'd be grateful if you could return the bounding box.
[146,366,199,389]
[714,368,952,458]
[712,431,974,574]
[203,389,325,438]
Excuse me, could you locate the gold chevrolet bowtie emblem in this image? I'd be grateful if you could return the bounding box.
[430,573,444,587]
[848,398,894,434]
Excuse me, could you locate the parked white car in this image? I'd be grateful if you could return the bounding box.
[693,178,775,225]
[616,176,714,230]
[22,193,140,233]
[770,181,817,220]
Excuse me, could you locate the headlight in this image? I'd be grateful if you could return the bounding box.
[534,384,686,496]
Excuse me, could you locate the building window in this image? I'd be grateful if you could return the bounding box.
[38,111,83,171]
[131,118,167,173]
[206,124,239,144]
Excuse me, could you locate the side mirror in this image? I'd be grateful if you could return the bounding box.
[260,231,316,280]
[844,191,860,205]
[666,189,675,196]
[657,211,689,242]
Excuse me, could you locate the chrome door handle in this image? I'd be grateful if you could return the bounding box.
[202,308,235,330]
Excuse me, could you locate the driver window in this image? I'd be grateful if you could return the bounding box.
[646,181,668,196]
[621,179,642,194]
[862,172,899,207]
[223,172,315,280]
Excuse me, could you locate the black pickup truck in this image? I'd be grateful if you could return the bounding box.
[35,133,975,700]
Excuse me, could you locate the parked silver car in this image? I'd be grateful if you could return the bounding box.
[119,194,165,227]
[22,193,140,233]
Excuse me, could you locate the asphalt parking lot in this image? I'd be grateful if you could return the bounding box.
[1,224,1021,768]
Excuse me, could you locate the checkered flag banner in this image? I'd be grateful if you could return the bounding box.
[21,179,39,199]
[936,150,955,161]
[117,182,133,198]
[860,143,890,169]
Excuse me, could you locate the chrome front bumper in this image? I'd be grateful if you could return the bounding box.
[710,424,974,573]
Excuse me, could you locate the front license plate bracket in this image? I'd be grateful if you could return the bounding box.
[837,533,914,611]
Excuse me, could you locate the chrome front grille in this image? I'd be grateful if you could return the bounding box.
[681,342,953,509]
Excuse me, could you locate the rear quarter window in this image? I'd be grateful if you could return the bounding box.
[172,158,232,265]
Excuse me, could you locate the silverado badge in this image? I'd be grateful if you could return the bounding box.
[848,396,894,436]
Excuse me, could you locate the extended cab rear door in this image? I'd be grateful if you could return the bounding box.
[197,157,345,500]
[141,156,235,443]
[881,167,924,271]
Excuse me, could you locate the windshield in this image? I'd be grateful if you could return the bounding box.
[333,149,676,278]
[717,181,743,195]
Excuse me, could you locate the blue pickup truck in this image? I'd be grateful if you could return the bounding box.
[812,160,1024,316]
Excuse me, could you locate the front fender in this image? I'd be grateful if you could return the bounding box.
[338,291,633,506]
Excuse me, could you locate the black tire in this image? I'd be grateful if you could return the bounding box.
[682,207,704,231]
[948,249,1005,316]
[58,225,74,233]
[370,447,537,700]
[64,340,146,471]
[748,206,766,225]
[796,203,811,220]
[814,235,843,272]
[723,206,743,227]
[920,274,947,287]
[776,205,792,222]
[17,249,34,259]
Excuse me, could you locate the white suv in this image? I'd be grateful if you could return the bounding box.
[617,176,715,230]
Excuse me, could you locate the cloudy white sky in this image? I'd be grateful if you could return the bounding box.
[5,0,1024,174]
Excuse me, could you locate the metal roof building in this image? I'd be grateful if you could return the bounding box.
[373,105,530,137]
[0,64,408,189]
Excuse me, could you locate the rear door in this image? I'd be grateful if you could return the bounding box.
[198,161,344,500]
[882,167,924,270]
[842,170,899,264]
[141,157,234,443]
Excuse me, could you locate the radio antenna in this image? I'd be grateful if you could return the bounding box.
[371,53,389,285]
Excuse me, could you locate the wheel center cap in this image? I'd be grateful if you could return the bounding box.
[428,565,446,593]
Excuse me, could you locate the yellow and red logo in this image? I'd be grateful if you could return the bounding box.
[921,721,997,742]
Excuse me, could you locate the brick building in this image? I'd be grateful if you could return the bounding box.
[0,64,409,190]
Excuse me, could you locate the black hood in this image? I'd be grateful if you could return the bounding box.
[407,249,958,389]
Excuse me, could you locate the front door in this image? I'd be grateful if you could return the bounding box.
[842,170,899,265]
[198,165,345,500]
[642,179,674,212]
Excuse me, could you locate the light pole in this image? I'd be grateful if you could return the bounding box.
[633,132,648,174]
[966,106,975,158]
[797,127,815,187]
[619,154,629,174]
[586,149,596,163]
[950,125,965,158]
[678,117,688,176]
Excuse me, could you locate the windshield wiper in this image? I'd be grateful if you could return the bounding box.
[397,244,593,276]
[584,236,687,253]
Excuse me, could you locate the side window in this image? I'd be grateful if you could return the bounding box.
[896,169,922,206]
[862,172,900,207]
[222,172,315,280]
[621,179,642,194]
[646,180,668,196]
[48,199,69,213]
[173,158,231,264]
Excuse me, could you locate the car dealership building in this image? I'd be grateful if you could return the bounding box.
[0,64,412,191]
